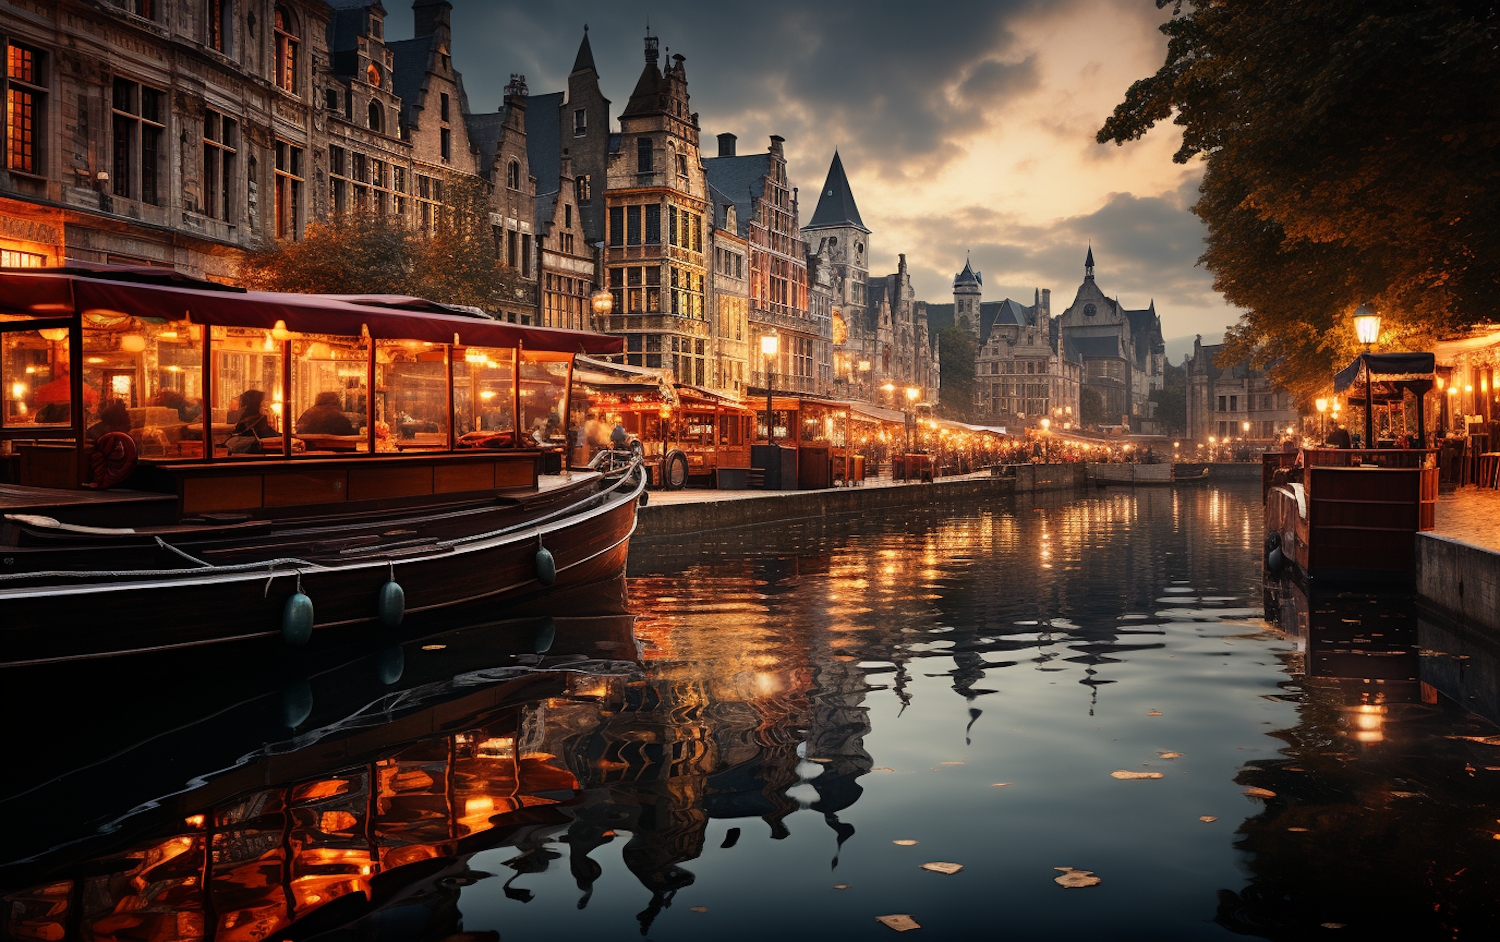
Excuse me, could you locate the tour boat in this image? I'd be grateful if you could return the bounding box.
[0,265,644,667]
[1263,353,1439,583]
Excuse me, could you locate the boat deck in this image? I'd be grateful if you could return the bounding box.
[1433,487,1500,553]
[0,484,176,513]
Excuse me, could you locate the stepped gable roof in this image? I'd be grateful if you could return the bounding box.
[805,152,867,232]
[572,29,597,74]
[389,35,436,123]
[702,153,769,239]
[525,91,564,197]
[1071,335,1124,360]
[954,257,981,287]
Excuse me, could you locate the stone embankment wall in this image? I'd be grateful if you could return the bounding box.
[1417,534,1500,636]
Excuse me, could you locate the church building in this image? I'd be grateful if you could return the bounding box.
[1054,247,1166,432]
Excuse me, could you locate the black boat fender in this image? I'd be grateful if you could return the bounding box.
[378,563,405,628]
[1264,531,1285,574]
[282,572,315,645]
[535,537,557,586]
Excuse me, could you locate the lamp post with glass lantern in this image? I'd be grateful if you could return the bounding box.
[1352,305,1381,447]
[760,330,780,443]
[904,386,920,459]
[1315,397,1328,443]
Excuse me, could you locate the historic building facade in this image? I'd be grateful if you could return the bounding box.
[599,35,711,385]
[800,151,937,405]
[1054,248,1166,432]
[704,133,820,396]
[706,191,750,394]
[1184,335,1298,444]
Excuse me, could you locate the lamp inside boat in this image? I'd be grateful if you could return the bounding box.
[1352,305,1381,346]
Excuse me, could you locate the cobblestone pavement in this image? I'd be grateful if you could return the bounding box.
[1434,486,1500,552]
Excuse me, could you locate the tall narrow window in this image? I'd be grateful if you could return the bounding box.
[206,0,233,55]
[521,234,532,278]
[637,137,653,173]
[440,127,451,161]
[576,173,590,203]
[440,93,450,122]
[111,79,164,205]
[573,108,586,135]
[368,100,382,132]
[274,6,299,94]
[608,205,623,247]
[203,110,237,221]
[5,43,44,175]
[643,204,660,244]
[626,205,641,245]
[274,141,303,239]
[506,160,520,190]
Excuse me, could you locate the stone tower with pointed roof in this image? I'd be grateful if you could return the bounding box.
[801,151,871,313]
[1056,246,1167,430]
[953,257,983,337]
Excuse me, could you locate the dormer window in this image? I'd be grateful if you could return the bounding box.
[370,15,383,40]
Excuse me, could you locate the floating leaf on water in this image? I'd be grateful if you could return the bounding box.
[874,767,896,772]
[893,839,920,846]
[920,862,964,875]
[833,884,852,890]
[1053,867,1102,888]
[991,782,1014,787]
[940,761,965,765]
[1287,827,1310,832]
[1199,816,1218,823]
[1111,770,1164,780]
[1147,711,1164,716]
[691,906,708,913]
[1243,787,1277,798]
[1321,923,1346,929]
[1157,751,1185,759]
[876,914,921,932]
[1451,735,1500,746]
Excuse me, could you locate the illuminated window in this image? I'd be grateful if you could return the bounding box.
[203,110,237,221]
[5,42,44,175]
[273,6,299,94]
[1,249,45,267]
[367,62,381,88]
[206,0,233,55]
[112,79,165,205]
[274,140,303,239]
[576,173,590,203]
[375,340,449,452]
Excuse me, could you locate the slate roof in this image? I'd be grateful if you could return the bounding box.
[622,59,665,117]
[464,111,505,177]
[389,35,436,125]
[990,298,1027,329]
[954,257,981,287]
[525,91,564,198]
[707,182,740,231]
[805,152,866,231]
[572,30,597,74]
[326,1,378,56]
[702,153,770,240]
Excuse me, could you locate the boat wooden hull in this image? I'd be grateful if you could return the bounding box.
[0,471,644,667]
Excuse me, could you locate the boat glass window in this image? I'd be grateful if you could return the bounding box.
[519,355,568,450]
[211,326,284,457]
[453,347,515,446]
[75,319,208,458]
[374,340,449,452]
[3,328,72,429]
[292,335,369,453]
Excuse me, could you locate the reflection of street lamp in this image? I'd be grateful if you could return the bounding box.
[761,330,779,442]
[904,386,920,455]
[1315,397,1328,442]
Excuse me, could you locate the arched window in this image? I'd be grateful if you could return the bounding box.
[273,6,298,94]
[366,62,381,87]
[506,160,520,190]
[368,100,382,132]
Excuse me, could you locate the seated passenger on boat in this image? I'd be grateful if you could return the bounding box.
[295,391,355,436]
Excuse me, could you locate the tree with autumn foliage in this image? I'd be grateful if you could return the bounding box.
[1098,0,1500,403]
[241,177,506,310]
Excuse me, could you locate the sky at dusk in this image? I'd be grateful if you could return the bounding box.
[391,0,1240,360]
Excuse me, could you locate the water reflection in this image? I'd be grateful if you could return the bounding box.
[5,485,1500,940]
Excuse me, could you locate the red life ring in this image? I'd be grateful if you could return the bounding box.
[90,432,138,489]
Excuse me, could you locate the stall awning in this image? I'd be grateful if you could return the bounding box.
[1333,352,1436,401]
[0,267,624,355]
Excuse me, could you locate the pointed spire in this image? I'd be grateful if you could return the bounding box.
[1085,243,1095,279]
[954,256,981,288]
[571,26,596,75]
[805,151,868,232]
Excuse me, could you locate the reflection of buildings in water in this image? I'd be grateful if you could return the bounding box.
[1216,580,1500,938]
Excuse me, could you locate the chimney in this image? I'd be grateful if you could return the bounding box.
[769,134,785,157]
[413,0,452,40]
[1041,288,1051,317]
[717,133,737,157]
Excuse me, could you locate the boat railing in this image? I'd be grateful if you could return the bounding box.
[1302,447,1437,469]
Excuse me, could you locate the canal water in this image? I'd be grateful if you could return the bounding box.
[5,481,1500,940]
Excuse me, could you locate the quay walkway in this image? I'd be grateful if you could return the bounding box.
[1419,487,1500,636]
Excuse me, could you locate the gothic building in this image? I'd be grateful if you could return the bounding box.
[601,35,711,386]
[703,133,818,396]
[1184,336,1298,444]
[801,151,937,404]
[1054,247,1166,432]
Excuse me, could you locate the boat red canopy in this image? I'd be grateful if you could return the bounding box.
[0,266,624,355]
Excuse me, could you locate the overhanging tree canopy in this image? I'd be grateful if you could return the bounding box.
[1098,0,1500,402]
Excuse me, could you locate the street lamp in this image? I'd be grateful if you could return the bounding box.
[1352,304,1381,349]
[1315,397,1328,442]
[1241,420,1251,440]
[903,386,920,456]
[590,288,613,334]
[761,330,779,442]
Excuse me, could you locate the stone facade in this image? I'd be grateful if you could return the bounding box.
[1054,248,1165,432]
[1185,336,1298,444]
[801,151,937,405]
[599,35,711,386]
[706,191,750,394]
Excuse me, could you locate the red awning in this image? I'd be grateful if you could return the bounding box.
[0,269,624,355]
